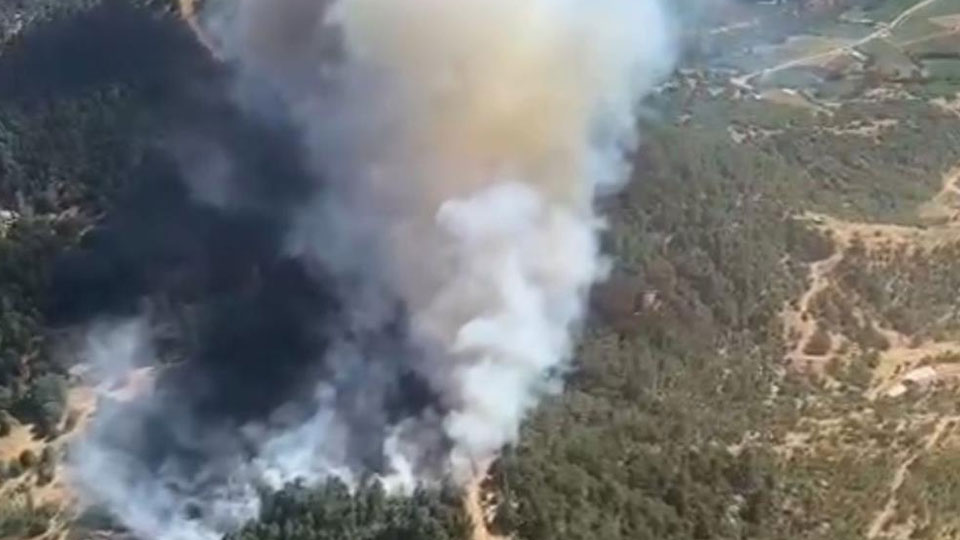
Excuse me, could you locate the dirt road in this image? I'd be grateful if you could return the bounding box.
[734,0,944,89]
[866,416,956,538]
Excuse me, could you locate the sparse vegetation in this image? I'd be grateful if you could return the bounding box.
[837,239,960,341]
[0,492,56,538]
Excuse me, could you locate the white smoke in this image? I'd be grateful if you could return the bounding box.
[68,0,676,538]
[281,0,676,479]
[82,318,153,384]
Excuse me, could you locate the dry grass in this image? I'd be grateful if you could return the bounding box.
[784,167,960,386]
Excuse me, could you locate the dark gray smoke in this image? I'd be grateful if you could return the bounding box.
[40,8,444,537]
[55,0,676,538]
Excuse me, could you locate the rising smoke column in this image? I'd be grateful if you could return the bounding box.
[275,0,676,477]
[65,0,675,538]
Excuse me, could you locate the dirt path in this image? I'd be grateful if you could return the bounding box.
[0,367,154,540]
[0,420,39,463]
[783,231,844,367]
[918,166,960,223]
[783,164,960,375]
[895,27,960,47]
[708,19,759,36]
[888,0,941,30]
[464,459,507,540]
[866,416,956,538]
[734,0,943,89]
[0,386,97,540]
[176,0,220,58]
[782,213,932,368]
[777,165,960,537]
[869,341,960,399]
[466,479,496,540]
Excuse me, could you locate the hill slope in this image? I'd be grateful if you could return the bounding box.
[3,1,960,539]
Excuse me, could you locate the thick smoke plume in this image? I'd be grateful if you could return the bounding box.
[62,0,675,538]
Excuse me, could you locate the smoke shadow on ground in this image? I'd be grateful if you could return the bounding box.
[34,3,445,505]
[0,4,454,532]
[0,0,211,103]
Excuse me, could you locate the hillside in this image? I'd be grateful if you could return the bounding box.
[486,1,960,539]
[1,0,960,539]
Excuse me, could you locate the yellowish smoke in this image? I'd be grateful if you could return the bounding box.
[329,0,674,477]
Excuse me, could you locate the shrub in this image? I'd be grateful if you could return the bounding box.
[35,462,54,487]
[19,449,37,470]
[6,460,23,478]
[804,324,833,356]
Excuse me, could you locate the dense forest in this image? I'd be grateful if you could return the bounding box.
[225,481,472,540]
[222,92,960,540]
[3,0,960,539]
[0,0,202,442]
[0,3,213,537]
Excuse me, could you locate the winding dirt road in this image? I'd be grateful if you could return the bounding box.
[866,416,956,538]
[734,0,943,89]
